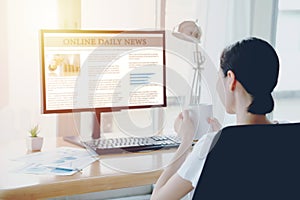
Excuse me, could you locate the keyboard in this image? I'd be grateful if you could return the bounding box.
[82,135,181,155]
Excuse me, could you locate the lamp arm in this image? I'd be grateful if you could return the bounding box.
[190,43,203,105]
[190,68,197,104]
[196,69,202,104]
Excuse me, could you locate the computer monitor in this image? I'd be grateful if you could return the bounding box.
[40,29,166,138]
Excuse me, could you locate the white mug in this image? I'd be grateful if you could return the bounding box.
[188,104,213,140]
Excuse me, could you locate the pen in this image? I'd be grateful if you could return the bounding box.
[51,167,79,172]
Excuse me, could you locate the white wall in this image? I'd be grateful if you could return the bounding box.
[0,0,9,109]
[275,1,300,91]
[0,0,57,142]
[82,0,158,30]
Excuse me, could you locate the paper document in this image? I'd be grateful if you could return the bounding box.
[13,147,99,175]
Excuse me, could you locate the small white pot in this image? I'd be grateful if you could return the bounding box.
[27,136,44,151]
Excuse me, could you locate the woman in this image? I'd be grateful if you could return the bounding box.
[150,37,280,200]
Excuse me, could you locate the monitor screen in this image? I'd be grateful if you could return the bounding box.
[40,30,166,114]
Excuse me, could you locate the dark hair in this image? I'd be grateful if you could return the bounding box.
[220,37,279,114]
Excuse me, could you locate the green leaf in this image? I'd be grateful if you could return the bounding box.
[29,124,40,137]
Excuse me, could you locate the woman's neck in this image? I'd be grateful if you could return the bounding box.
[236,111,272,125]
[234,86,273,125]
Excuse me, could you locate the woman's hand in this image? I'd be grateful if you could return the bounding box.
[174,110,195,143]
[151,110,195,200]
[207,117,222,132]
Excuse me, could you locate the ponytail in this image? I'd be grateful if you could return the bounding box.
[248,93,274,114]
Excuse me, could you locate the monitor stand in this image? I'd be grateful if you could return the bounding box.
[63,109,102,147]
[64,109,120,146]
[92,109,101,139]
[92,108,121,139]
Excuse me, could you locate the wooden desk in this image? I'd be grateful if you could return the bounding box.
[0,137,175,200]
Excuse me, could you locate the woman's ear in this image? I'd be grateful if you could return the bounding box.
[226,70,237,91]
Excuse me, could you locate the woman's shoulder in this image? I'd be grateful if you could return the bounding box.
[193,131,219,159]
[273,120,290,124]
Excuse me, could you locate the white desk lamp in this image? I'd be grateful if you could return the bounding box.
[172,20,205,105]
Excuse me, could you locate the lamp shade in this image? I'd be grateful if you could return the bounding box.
[172,20,202,43]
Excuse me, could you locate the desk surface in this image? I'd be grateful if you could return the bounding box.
[0,136,175,200]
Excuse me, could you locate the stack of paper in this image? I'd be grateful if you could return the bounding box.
[13,147,99,175]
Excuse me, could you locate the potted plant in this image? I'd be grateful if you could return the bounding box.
[27,124,43,151]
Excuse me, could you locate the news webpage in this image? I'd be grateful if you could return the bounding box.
[42,31,165,112]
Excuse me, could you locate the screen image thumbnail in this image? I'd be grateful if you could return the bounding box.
[47,54,80,76]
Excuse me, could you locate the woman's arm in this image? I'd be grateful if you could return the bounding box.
[150,111,195,200]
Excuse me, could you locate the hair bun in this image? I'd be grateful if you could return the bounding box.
[248,93,274,114]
